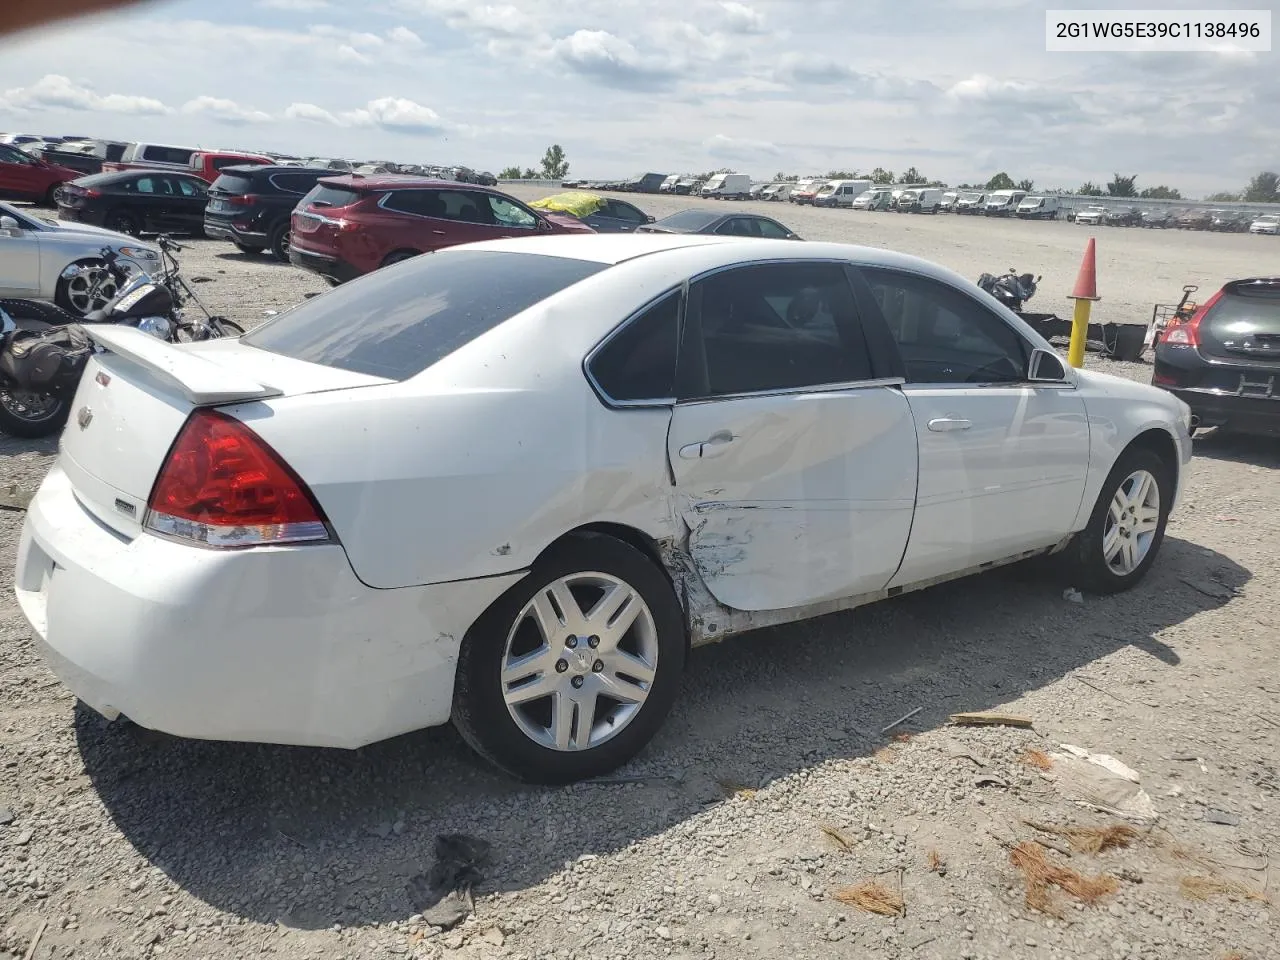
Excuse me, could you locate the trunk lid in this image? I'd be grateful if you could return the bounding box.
[1197,279,1280,365]
[58,327,388,538]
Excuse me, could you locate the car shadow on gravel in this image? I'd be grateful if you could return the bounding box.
[213,252,290,265]
[74,534,1248,930]
[1191,429,1280,467]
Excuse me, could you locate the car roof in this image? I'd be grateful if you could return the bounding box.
[317,174,506,192]
[219,164,335,177]
[76,168,207,185]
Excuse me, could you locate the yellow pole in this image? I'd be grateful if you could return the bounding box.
[1067,297,1092,369]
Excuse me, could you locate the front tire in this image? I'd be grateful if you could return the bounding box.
[1069,447,1172,594]
[452,534,686,784]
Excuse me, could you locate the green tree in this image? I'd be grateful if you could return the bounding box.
[901,166,924,183]
[773,171,800,182]
[1243,171,1280,203]
[498,165,522,179]
[984,172,1015,191]
[1205,190,1241,202]
[1078,181,1104,196]
[1016,178,1035,192]
[540,144,570,180]
[825,169,859,179]
[522,167,538,179]
[868,167,894,184]
[1107,173,1138,197]
[1139,185,1182,200]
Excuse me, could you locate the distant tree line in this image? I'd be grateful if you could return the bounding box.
[499,144,570,181]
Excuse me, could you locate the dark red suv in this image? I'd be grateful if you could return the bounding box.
[288,176,595,283]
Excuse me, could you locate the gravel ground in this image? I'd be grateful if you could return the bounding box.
[2,196,1278,960]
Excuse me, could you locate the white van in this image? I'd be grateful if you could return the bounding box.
[658,174,681,193]
[761,182,793,202]
[897,188,944,214]
[984,189,1027,216]
[813,179,873,208]
[852,188,893,210]
[701,172,752,199]
[1016,196,1060,220]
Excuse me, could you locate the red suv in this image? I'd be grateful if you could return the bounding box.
[288,176,596,283]
[0,142,82,206]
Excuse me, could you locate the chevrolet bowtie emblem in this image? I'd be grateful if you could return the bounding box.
[76,406,93,430]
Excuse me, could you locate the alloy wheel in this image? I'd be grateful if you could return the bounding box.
[501,572,659,752]
[1102,469,1161,575]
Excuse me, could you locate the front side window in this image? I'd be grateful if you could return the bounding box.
[588,291,680,403]
[859,267,1029,385]
[488,196,537,229]
[175,177,203,198]
[681,262,874,399]
[754,218,791,239]
[606,201,646,224]
[0,144,36,166]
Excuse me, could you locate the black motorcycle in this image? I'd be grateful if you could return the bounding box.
[977,268,1041,313]
[0,236,246,438]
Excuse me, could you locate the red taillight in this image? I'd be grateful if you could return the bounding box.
[227,194,258,206]
[145,409,330,547]
[84,188,101,198]
[1158,289,1222,348]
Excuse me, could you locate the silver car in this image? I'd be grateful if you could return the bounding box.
[0,201,160,315]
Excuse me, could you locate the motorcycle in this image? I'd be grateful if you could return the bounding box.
[977,268,1041,313]
[0,236,246,438]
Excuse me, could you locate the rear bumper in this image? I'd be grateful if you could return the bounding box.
[1164,387,1280,436]
[15,463,523,748]
[288,245,363,283]
[203,219,269,244]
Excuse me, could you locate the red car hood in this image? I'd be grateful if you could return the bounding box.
[543,212,596,233]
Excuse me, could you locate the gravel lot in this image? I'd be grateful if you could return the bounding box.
[2,194,1278,960]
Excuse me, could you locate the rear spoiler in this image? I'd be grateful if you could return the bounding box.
[85,326,283,405]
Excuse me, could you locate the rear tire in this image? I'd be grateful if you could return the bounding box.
[1068,446,1173,594]
[104,209,140,236]
[380,249,420,268]
[268,222,291,263]
[44,184,62,208]
[451,534,686,784]
[0,316,72,439]
[211,317,246,337]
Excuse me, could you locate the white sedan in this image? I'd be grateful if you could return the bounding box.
[1250,214,1279,235]
[15,234,1193,784]
[0,200,161,314]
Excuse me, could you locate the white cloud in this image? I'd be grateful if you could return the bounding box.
[361,96,446,132]
[283,102,341,125]
[387,26,424,46]
[180,96,272,124]
[550,30,676,89]
[704,133,780,160]
[1,74,169,116]
[395,0,536,36]
[719,1,765,34]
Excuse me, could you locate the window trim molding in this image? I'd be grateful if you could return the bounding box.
[677,376,907,407]
[582,284,685,410]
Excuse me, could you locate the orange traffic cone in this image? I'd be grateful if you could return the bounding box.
[1067,238,1100,368]
[1070,237,1100,301]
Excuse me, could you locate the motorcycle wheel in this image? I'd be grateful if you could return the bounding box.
[211,318,246,337]
[0,389,70,439]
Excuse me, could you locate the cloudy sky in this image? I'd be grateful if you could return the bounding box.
[0,0,1274,196]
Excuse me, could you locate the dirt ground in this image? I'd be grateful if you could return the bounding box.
[1,195,1277,960]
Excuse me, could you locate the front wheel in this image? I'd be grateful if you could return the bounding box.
[211,317,246,337]
[1068,447,1172,594]
[0,390,69,438]
[452,534,686,784]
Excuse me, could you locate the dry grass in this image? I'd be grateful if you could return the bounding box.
[891,731,914,743]
[821,824,855,852]
[1023,820,1140,854]
[1218,951,1246,960]
[873,746,898,763]
[716,779,756,800]
[1021,749,1055,772]
[926,849,946,874]
[1180,875,1270,904]
[1010,841,1119,916]
[833,881,904,917]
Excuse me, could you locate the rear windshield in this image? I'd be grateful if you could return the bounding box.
[1206,284,1280,335]
[301,183,363,208]
[241,250,609,380]
[653,209,720,231]
[210,173,255,195]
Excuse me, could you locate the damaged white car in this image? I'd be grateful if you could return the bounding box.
[16,234,1193,783]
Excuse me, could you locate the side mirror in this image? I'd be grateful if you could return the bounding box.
[0,215,21,236]
[1028,347,1067,383]
[647,215,656,223]
[536,218,553,232]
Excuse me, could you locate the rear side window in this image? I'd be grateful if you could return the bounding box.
[302,183,362,208]
[269,172,322,194]
[210,173,255,195]
[140,145,194,165]
[242,250,608,380]
[589,291,680,403]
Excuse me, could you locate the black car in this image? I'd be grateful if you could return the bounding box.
[1152,277,1280,437]
[1141,209,1175,228]
[204,164,334,261]
[57,169,209,236]
[635,209,801,239]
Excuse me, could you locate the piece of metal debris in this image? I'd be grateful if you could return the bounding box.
[881,707,922,734]
[1063,587,1084,603]
[974,774,1009,789]
[0,484,33,512]
[1203,809,1241,827]
[949,712,1034,729]
[406,834,492,930]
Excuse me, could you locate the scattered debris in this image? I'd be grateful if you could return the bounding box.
[834,881,905,917]
[716,778,757,800]
[926,849,947,876]
[0,807,13,826]
[820,825,855,852]
[873,746,898,763]
[949,711,1034,729]
[480,927,505,947]
[1204,809,1242,827]
[1023,820,1139,854]
[0,484,33,512]
[1180,577,1236,602]
[21,918,47,960]
[1063,587,1084,603]
[1180,875,1270,904]
[405,834,492,930]
[881,707,922,734]
[1046,745,1157,822]
[1074,675,1126,702]
[891,731,914,743]
[1010,841,1118,916]
[974,774,1008,789]
[1022,749,1055,772]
